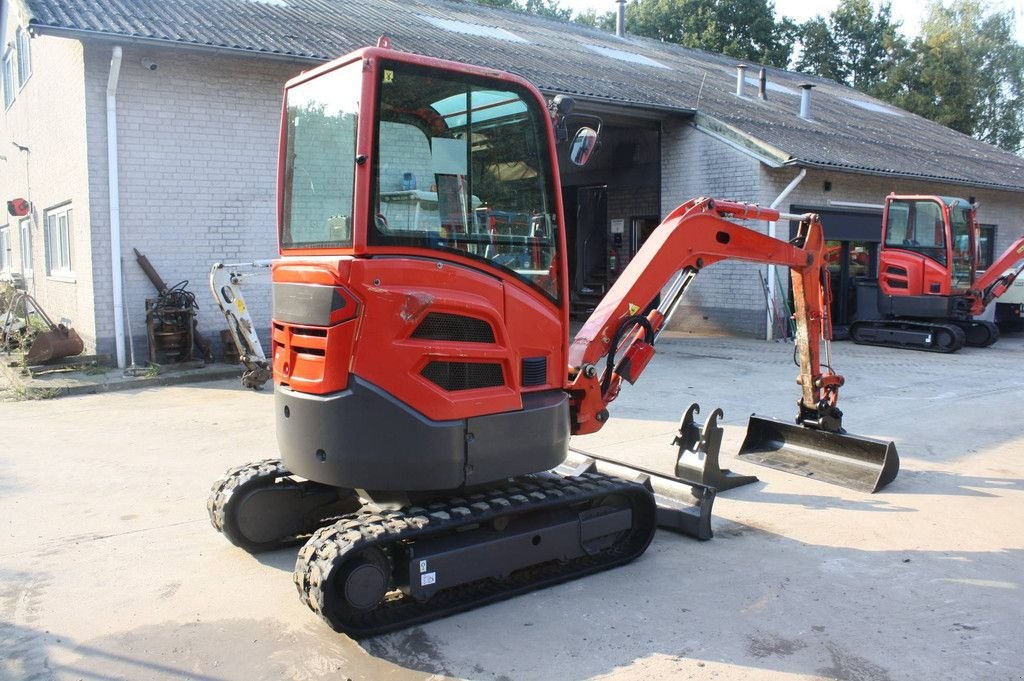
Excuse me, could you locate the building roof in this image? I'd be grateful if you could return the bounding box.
[19,0,1024,193]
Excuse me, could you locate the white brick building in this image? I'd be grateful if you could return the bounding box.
[2,0,1023,363]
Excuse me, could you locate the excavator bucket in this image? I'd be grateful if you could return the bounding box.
[23,324,85,365]
[737,415,899,493]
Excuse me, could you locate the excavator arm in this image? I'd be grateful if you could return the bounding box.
[971,237,1024,314]
[567,197,842,435]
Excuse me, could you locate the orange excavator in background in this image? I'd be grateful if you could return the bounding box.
[850,194,1024,352]
[207,41,898,637]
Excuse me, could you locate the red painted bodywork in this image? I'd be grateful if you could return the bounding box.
[271,46,568,424]
[879,193,1024,315]
[879,195,966,298]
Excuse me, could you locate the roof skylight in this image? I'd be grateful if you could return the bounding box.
[418,16,529,44]
[583,44,670,70]
[841,97,904,116]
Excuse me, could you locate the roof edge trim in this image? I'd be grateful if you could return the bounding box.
[693,113,789,168]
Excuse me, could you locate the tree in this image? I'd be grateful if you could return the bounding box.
[624,0,796,68]
[795,0,907,95]
[573,9,616,31]
[882,0,1024,153]
[473,0,572,21]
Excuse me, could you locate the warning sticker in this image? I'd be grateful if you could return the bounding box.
[421,572,436,586]
[419,560,428,573]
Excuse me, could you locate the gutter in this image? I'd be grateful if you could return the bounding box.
[107,46,125,368]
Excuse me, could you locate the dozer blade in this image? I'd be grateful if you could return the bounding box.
[737,415,899,493]
[561,448,716,540]
[24,325,85,365]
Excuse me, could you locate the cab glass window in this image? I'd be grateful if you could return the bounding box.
[280,63,360,249]
[371,61,560,303]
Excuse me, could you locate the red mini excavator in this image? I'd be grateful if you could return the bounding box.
[208,41,898,637]
[850,194,1024,352]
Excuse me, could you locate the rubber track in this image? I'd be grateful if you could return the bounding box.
[207,458,290,533]
[849,320,966,353]
[294,471,657,637]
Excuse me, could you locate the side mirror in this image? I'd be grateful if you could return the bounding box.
[569,127,598,167]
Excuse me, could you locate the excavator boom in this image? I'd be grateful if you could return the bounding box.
[566,197,896,492]
[568,197,841,434]
[972,237,1024,312]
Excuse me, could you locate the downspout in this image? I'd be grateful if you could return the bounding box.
[106,46,125,367]
[766,168,807,340]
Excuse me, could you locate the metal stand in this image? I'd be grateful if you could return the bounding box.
[145,298,195,364]
[673,403,758,492]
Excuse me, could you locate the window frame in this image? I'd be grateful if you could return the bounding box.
[2,48,15,109]
[45,204,74,280]
[977,224,996,271]
[0,225,11,274]
[15,27,31,89]
[19,217,32,276]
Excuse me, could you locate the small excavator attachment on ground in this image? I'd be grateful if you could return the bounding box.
[850,194,1024,352]
[208,42,898,636]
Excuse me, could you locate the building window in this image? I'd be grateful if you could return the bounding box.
[16,27,31,88]
[2,49,14,109]
[978,225,996,270]
[20,218,32,276]
[45,205,73,277]
[0,226,12,274]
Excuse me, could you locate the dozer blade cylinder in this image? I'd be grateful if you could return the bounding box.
[737,415,899,493]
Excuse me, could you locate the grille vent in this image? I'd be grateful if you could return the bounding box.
[411,313,495,343]
[521,356,547,387]
[421,361,504,391]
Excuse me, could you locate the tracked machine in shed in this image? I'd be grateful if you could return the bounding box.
[849,194,1024,353]
[208,42,898,636]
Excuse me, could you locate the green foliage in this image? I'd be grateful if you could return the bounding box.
[881,0,1024,153]
[574,9,616,31]
[625,0,796,68]
[474,0,572,20]
[796,0,907,95]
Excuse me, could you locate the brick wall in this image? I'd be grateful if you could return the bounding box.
[83,45,305,358]
[0,22,96,346]
[660,120,767,337]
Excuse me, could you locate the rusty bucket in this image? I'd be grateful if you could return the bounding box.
[24,323,85,364]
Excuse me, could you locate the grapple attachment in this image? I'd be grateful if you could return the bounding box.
[737,415,899,493]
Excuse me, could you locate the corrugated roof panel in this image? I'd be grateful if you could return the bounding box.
[18,0,1024,192]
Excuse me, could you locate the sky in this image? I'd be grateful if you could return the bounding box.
[558,0,1024,43]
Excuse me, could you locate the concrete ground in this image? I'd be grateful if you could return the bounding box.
[1,334,1022,681]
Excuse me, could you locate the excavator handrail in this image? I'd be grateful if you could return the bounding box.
[566,196,841,435]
